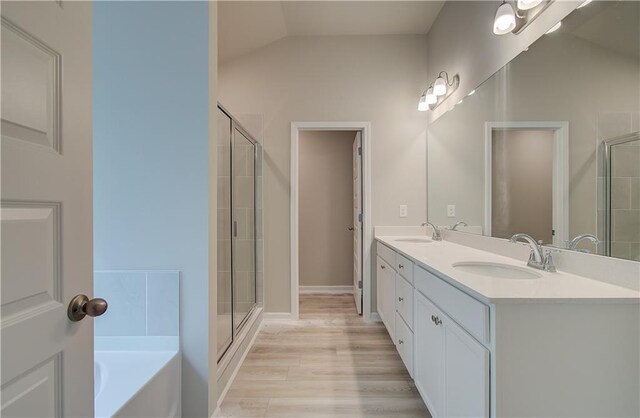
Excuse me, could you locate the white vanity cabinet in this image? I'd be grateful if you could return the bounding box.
[414,290,489,418]
[376,241,490,418]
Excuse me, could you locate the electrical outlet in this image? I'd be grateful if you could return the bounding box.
[447,205,456,218]
[399,205,408,218]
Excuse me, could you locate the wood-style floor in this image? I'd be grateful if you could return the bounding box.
[218,294,431,417]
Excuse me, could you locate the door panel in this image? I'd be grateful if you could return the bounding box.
[414,291,444,417]
[444,318,490,418]
[352,132,362,314]
[1,1,93,417]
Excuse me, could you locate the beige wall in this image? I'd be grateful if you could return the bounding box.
[219,35,428,313]
[425,0,579,122]
[491,129,554,244]
[299,131,356,287]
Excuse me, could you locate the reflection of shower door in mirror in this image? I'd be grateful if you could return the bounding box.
[233,128,257,331]
[605,132,640,261]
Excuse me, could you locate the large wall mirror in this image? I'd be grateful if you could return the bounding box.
[428,0,639,261]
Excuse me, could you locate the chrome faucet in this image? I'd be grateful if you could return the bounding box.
[567,234,600,252]
[421,221,442,241]
[450,221,468,231]
[509,233,556,272]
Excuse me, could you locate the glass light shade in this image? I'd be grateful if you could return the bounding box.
[493,2,516,35]
[577,0,592,9]
[546,21,561,34]
[517,0,543,11]
[418,94,428,111]
[425,88,437,105]
[433,77,447,96]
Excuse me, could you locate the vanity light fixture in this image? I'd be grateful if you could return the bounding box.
[418,72,460,112]
[517,0,543,11]
[468,89,476,96]
[493,1,517,35]
[493,0,555,36]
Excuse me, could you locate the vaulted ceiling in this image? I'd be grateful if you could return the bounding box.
[218,1,445,62]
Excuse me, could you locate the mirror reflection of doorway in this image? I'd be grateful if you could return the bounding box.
[492,129,554,243]
[485,122,569,246]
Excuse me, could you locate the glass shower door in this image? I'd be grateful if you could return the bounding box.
[233,128,257,330]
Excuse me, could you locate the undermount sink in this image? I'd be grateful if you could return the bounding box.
[452,261,542,280]
[395,237,432,243]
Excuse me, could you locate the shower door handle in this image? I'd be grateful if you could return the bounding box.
[233,221,238,238]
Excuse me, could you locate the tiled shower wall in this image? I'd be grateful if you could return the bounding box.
[94,270,179,336]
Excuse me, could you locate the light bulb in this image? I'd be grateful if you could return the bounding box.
[425,87,437,105]
[433,77,447,96]
[468,89,476,96]
[418,94,428,111]
[517,0,543,11]
[493,2,516,35]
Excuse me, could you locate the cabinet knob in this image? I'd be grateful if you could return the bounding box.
[398,264,404,269]
[398,297,404,302]
[433,316,442,326]
[381,265,386,270]
[398,339,404,345]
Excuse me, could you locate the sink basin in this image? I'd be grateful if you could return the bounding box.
[452,261,542,280]
[395,237,432,243]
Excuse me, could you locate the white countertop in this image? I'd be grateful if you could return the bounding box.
[376,236,640,304]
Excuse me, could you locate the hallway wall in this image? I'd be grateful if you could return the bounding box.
[219,34,429,314]
[299,131,356,287]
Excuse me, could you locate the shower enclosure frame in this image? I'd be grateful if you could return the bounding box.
[603,131,640,257]
[217,104,261,362]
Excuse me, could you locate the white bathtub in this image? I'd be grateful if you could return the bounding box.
[95,350,181,418]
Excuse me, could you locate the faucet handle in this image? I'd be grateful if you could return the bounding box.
[542,249,556,272]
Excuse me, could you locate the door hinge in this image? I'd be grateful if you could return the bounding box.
[358,146,362,156]
[358,280,363,289]
[358,213,363,223]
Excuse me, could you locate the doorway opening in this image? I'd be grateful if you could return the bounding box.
[291,122,372,321]
[484,122,569,246]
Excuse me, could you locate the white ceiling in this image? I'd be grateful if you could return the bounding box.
[218,1,445,62]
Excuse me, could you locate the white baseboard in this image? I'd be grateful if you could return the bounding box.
[369,312,382,322]
[262,312,293,320]
[299,285,353,294]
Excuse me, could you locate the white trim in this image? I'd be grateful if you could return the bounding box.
[291,121,373,322]
[299,285,354,295]
[370,312,382,322]
[484,121,569,246]
[262,312,293,321]
[214,308,263,416]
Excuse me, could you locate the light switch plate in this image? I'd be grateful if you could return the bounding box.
[399,205,408,218]
[447,205,456,218]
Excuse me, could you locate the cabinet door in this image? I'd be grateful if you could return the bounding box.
[414,291,444,417]
[444,319,489,418]
[376,256,386,323]
[383,267,395,340]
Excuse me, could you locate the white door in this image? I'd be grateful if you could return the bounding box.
[352,132,362,314]
[1,2,94,417]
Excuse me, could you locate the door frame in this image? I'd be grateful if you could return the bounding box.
[484,121,569,246]
[290,122,372,321]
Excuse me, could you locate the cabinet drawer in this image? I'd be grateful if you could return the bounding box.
[396,253,413,283]
[377,242,396,267]
[414,265,489,344]
[395,274,413,330]
[395,311,414,378]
